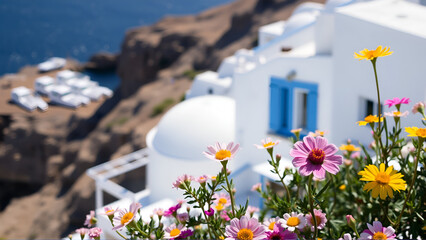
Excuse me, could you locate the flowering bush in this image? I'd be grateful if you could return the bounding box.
[72,47,425,239]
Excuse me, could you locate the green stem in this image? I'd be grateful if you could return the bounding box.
[186,185,216,239]
[371,60,386,165]
[268,151,291,207]
[308,175,318,239]
[222,161,236,216]
[354,229,361,239]
[115,231,127,240]
[132,222,150,239]
[394,138,422,228]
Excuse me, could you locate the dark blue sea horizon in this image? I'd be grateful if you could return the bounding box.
[0,0,233,89]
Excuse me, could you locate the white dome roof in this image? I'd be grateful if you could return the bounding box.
[292,2,324,15]
[324,0,354,11]
[149,95,235,160]
[285,12,318,33]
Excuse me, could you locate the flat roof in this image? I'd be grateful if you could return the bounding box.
[259,20,286,36]
[337,0,426,39]
[51,85,71,94]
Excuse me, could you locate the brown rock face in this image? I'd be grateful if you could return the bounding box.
[85,52,118,72]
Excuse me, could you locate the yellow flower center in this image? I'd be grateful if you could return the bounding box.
[415,128,426,138]
[286,217,300,227]
[375,172,390,185]
[237,228,253,240]
[339,184,346,190]
[268,222,275,230]
[263,142,275,148]
[291,128,302,133]
[372,231,387,240]
[211,176,217,180]
[121,212,134,225]
[215,149,231,160]
[219,198,227,205]
[215,204,224,211]
[365,115,378,123]
[308,148,325,165]
[344,144,359,152]
[170,228,181,237]
[105,209,114,214]
[365,50,376,60]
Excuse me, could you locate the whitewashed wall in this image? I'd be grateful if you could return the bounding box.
[331,11,426,147]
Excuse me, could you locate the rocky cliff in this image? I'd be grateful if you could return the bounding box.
[0,0,324,238]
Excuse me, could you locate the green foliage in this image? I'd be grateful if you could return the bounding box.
[183,69,200,81]
[105,116,129,130]
[150,98,175,117]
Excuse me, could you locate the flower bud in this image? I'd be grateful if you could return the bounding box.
[346,215,356,230]
[344,159,353,166]
[276,154,281,162]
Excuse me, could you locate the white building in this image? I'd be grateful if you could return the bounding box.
[86,0,426,238]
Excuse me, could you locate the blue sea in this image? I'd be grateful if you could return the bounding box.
[0,0,233,89]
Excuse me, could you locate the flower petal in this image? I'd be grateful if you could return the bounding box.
[313,167,326,179]
[292,157,307,167]
[321,161,340,174]
[303,136,316,150]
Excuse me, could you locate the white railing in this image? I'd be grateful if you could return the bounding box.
[86,148,150,210]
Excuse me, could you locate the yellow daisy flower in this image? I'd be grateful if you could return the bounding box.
[358,163,406,200]
[356,115,383,126]
[405,127,426,139]
[354,46,393,61]
[339,144,361,152]
[290,128,302,134]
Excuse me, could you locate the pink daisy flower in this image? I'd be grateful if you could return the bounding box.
[164,203,182,217]
[220,210,231,221]
[172,174,194,189]
[254,138,280,149]
[225,215,266,240]
[251,183,262,192]
[84,210,97,227]
[338,233,353,240]
[265,224,297,240]
[203,142,240,162]
[281,212,307,231]
[177,212,189,223]
[153,208,164,217]
[360,221,396,240]
[246,206,260,217]
[306,209,327,231]
[196,175,208,184]
[112,202,142,231]
[263,217,281,231]
[384,110,409,118]
[205,207,214,216]
[100,206,118,216]
[213,192,231,207]
[75,228,89,239]
[164,223,187,239]
[88,227,102,240]
[290,136,343,179]
[412,101,425,114]
[385,97,410,108]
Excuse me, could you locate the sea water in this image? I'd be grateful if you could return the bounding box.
[0,0,233,89]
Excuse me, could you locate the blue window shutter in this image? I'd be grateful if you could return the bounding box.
[269,83,281,131]
[306,87,318,132]
[283,86,293,134]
